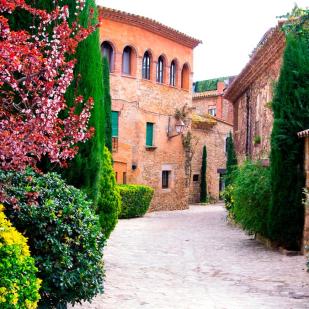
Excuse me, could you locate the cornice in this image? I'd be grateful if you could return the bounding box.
[98,6,202,49]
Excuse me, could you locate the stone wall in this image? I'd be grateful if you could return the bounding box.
[302,136,309,253]
[225,25,285,163]
[190,120,233,203]
[233,56,282,162]
[99,10,199,211]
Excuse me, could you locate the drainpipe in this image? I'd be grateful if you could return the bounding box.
[245,90,251,158]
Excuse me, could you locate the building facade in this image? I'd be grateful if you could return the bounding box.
[188,78,233,202]
[99,7,201,211]
[224,25,285,162]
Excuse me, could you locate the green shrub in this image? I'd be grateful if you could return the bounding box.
[0,205,41,309]
[95,147,121,238]
[222,184,235,215]
[0,169,105,308]
[268,32,308,250]
[231,161,271,237]
[118,185,154,219]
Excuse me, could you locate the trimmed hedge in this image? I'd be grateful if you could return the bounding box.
[96,147,121,238]
[1,169,105,308]
[228,161,271,237]
[117,185,154,219]
[0,205,41,308]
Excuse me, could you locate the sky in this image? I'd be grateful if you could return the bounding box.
[96,0,308,81]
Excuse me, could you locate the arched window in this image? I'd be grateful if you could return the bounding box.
[156,56,165,83]
[142,51,151,80]
[122,46,132,75]
[181,63,190,90]
[101,41,114,72]
[170,60,177,86]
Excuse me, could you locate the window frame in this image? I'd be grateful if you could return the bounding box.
[146,122,154,147]
[170,60,176,86]
[162,170,170,189]
[111,111,119,138]
[156,56,164,83]
[101,41,114,72]
[208,107,217,117]
[122,46,132,75]
[142,51,151,80]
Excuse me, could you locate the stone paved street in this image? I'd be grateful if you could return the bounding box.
[70,205,309,309]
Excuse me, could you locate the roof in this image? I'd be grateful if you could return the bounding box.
[298,129,309,138]
[224,23,285,102]
[194,76,233,93]
[193,90,219,99]
[98,7,202,49]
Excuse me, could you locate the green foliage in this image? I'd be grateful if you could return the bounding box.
[230,161,271,237]
[63,0,106,206]
[194,76,230,92]
[102,57,112,152]
[268,32,309,250]
[0,206,41,309]
[222,184,234,214]
[0,169,105,307]
[200,145,207,203]
[254,135,261,145]
[225,132,238,188]
[118,185,154,219]
[280,6,309,44]
[95,147,121,238]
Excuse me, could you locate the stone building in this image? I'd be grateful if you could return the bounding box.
[298,129,309,252]
[98,7,201,211]
[189,78,233,202]
[224,24,285,162]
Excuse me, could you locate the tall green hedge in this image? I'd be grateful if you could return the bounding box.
[268,33,309,250]
[225,131,238,188]
[231,161,271,237]
[103,57,112,153]
[96,147,121,238]
[62,0,106,205]
[200,145,207,202]
[118,185,154,219]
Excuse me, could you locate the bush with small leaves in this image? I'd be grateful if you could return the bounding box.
[0,169,105,308]
[118,185,154,219]
[0,205,41,309]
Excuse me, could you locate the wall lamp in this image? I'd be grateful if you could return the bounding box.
[167,116,186,139]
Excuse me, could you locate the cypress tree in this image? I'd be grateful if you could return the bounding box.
[225,131,238,187]
[268,33,309,250]
[200,145,207,202]
[62,0,105,205]
[103,57,112,152]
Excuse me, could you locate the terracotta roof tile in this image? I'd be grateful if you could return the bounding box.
[98,6,202,49]
[298,129,309,138]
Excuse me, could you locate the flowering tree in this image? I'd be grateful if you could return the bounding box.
[0,0,95,171]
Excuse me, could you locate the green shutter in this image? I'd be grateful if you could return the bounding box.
[146,122,153,146]
[111,111,118,137]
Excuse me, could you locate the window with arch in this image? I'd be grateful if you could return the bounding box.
[101,41,114,72]
[142,51,151,80]
[181,63,190,90]
[122,46,136,76]
[156,56,165,83]
[170,60,177,86]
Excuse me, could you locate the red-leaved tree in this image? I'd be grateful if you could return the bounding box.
[0,0,95,171]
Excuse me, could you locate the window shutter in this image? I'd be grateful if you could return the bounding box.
[112,111,119,137]
[146,122,153,146]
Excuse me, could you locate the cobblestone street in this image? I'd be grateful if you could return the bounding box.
[71,205,309,309]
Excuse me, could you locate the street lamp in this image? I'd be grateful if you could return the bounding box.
[167,117,186,139]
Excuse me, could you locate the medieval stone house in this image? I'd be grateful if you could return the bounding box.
[189,78,234,202]
[98,7,234,209]
[98,7,201,211]
[224,24,285,163]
